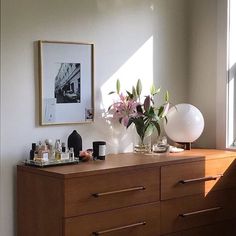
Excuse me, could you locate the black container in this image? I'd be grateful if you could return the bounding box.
[67,130,82,157]
[30,143,36,160]
[93,141,106,160]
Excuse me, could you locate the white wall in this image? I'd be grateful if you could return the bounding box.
[188,0,218,148]
[0,0,189,235]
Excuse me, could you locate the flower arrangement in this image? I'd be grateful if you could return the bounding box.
[108,79,169,149]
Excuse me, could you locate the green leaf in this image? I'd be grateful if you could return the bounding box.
[143,116,149,122]
[156,87,161,94]
[158,106,164,117]
[108,91,115,95]
[133,117,145,141]
[165,90,169,102]
[144,123,154,137]
[132,86,137,100]
[136,79,142,97]
[151,121,161,136]
[150,84,161,96]
[126,90,133,99]
[126,117,134,129]
[150,84,156,96]
[164,116,168,124]
[116,79,121,94]
[148,106,155,117]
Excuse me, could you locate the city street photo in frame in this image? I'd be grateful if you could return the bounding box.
[38,40,94,125]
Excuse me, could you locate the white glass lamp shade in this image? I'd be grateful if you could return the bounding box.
[164,103,204,143]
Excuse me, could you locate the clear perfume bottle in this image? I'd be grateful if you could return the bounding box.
[55,139,62,160]
[61,142,69,160]
[69,147,74,161]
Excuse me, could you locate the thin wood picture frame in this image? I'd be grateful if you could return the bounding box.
[38,40,94,125]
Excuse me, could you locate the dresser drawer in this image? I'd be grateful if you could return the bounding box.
[64,202,160,236]
[161,189,236,234]
[64,167,159,217]
[161,158,236,200]
[162,218,236,236]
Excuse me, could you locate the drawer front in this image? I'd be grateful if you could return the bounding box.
[64,202,160,236]
[161,189,236,235]
[64,168,159,217]
[161,157,236,200]
[162,219,236,236]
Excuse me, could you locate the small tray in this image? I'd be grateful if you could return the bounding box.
[24,159,80,167]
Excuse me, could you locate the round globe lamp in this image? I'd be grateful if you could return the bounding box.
[164,103,204,150]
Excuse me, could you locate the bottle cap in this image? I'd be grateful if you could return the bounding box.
[32,143,36,150]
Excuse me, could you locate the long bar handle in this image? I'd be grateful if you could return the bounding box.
[92,186,145,198]
[179,174,223,184]
[179,206,222,217]
[92,221,146,235]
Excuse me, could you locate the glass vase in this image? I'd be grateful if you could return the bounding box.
[133,134,151,153]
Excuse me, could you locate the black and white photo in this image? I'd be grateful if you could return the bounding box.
[54,63,81,104]
[39,41,94,125]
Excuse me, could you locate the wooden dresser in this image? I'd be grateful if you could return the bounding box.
[17,149,236,236]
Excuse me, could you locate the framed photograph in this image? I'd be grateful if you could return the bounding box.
[38,40,94,125]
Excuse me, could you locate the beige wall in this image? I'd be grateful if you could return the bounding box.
[188,0,218,148]
[0,0,189,235]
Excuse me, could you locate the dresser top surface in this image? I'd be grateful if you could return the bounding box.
[17,149,236,178]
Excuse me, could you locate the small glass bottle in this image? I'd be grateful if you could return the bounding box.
[55,139,62,160]
[61,142,66,153]
[29,143,36,160]
[39,144,49,161]
[45,139,54,159]
[69,147,74,161]
[61,142,69,160]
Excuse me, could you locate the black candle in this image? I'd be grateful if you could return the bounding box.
[93,141,106,160]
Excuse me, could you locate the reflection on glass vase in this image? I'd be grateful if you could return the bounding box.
[152,136,170,154]
[133,133,151,153]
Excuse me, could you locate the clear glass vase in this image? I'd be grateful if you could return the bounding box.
[133,133,151,153]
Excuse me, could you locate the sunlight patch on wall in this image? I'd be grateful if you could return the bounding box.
[101,36,153,110]
[227,0,236,147]
[228,78,234,146]
[100,36,153,153]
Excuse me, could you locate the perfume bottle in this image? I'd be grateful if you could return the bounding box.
[29,143,36,160]
[45,139,54,159]
[55,139,62,160]
[36,143,49,162]
[69,147,74,161]
[38,144,49,161]
[61,142,69,160]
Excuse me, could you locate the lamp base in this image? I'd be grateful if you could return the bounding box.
[175,142,191,150]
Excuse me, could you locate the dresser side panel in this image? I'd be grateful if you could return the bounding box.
[17,168,64,236]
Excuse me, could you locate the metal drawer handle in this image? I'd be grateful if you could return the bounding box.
[92,221,146,235]
[179,174,223,184]
[92,186,146,198]
[179,206,222,217]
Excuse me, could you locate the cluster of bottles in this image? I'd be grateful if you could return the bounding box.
[29,139,75,162]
